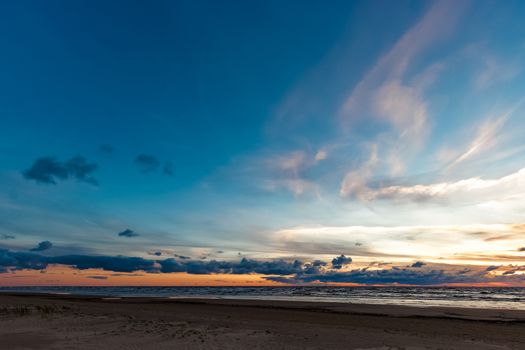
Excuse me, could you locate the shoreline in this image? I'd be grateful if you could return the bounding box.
[1,293,524,349]
[2,292,525,321]
[1,289,524,313]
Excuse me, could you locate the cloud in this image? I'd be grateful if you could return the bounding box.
[23,156,98,185]
[174,254,191,260]
[118,229,139,238]
[86,275,108,280]
[438,98,524,173]
[473,50,522,90]
[148,251,163,256]
[411,261,426,268]
[0,249,319,276]
[340,144,378,198]
[30,241,53,252]
[272,151,307,174]
[345,167,525,202]
[65,156,99,185]
[261,151,320,196]
[500,266,525,276]
[301,269,448,285]
[157,258,184,273]
[0,250,48,270]
[232,258,304,275]
[98,144,114,154]
[0,234,15,240]
[163,161,174,176]
[314,150,327,162]
[338,2,467,176]
[331,255,352,269]
[223,148,326,197]
[332,1,474,191]
[1,250,524,285]
[266,267,525,286]
[134,154,161,173]
[341,1,466,119]
[303,260,327,275]
[273,223,525,262]
[270,179,318,197]
[23,157,67,184]
[372,80,428,145]
[158,257,304,275]
[50,254,157,273]
[444,114,509,171]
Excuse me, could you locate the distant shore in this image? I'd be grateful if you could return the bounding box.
[0,293,524,349]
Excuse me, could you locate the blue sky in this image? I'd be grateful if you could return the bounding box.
[1,0,525,286]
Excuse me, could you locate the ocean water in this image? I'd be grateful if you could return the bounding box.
[1,286,524,310]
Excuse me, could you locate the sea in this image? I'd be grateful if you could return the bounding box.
[1,286,524,310]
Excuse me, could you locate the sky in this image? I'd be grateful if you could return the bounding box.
[1,0,524,287]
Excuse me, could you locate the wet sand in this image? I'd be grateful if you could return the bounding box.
[0,293,523,349]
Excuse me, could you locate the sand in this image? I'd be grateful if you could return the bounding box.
[0,293,523,349]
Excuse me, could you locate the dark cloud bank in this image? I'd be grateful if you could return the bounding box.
[1,249,523,285]
[23,156,98,185]
[265,269,497,285]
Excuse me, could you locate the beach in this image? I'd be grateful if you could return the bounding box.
[0,293,523,349]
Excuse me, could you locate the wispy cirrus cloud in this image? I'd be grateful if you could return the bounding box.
[237,1,484,203]
[340,144,378,198]
[342,166,525,203]
[371,79,429,149]
[232,150,322,197]
[335,1,469,197]
[442,102,523,171]
[471,46,524,90]
[263,2,470,201]
[340,0,467,135]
